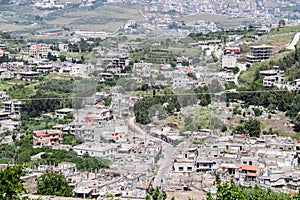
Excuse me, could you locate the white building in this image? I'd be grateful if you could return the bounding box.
[71,64,94,78]
[173,159,195,173]
[2,100,23,115]
[55,108,74,119]
[221,55,237,70]
[73,142,119,159]
[29,44,50,59]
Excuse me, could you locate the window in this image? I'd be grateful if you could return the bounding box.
[187,167,192,171]
[179,167,184,171]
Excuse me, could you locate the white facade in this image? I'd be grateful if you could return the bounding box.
[71,64,94,78]
[2,100,23,115]
[221,55,237,70]
[73,143,119,159]
[173,160,195,173]
[55,108,74,119]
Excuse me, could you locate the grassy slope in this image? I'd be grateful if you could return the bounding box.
[239,25,300,86]
[0,4,143,33]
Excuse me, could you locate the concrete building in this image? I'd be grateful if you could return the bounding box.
[246,45,273,63]
[35,64,54,73]
[236,164,258,181]
[221,55,237,70]
[2,100,23,115]
[58,43,69,52]
[55,108,74,119]
[71,64,94,78]
[173,159,195,173]
[0,120,21,131]
[0,112,11,121]
[33,130,63,146]
[94,125,128,143]
[260,66,285,87]
[29,44,50,59]
[172,77,197,89]
[73,142,119,159]
[224,47,241,55]
[16,71,41,81]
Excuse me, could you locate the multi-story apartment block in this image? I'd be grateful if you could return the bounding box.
[29,44,50,59]
[246,45,273,63]
[33,130,63,146]
[260,66,285,87]
[2,100,23,115]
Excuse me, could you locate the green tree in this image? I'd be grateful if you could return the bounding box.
[233,66,240,75]
[37,170,73,197]
[187,72,197,80]
[0,166,27,200]
[214,174,292,200]
[146,186,167,200]
[293,114,300,132]
[253,108,263,117]
[206,190,214,200]
[232,119,261,137]
[106,193,114,200]
[244,119,261,137]
[60,55,67,62]
[103,95,113,106]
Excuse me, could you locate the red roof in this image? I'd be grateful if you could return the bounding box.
[34,131,47,137]
[247,172,257,177]
[238,164,258,171]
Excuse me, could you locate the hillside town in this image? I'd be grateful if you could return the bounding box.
[1,0,300,200]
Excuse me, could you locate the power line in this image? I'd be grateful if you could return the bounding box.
[141,88,300,97]
[8,88,300,101]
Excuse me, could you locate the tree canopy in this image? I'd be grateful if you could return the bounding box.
[134,89,181,124]
[207,174,299,200]
[232,119,261,137]
[37,170,73,197]
[146,187,167,200]
[0,166,27,200]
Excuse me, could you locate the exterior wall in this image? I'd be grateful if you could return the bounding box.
[73,144,119,159]
[221,55,237,69]
[2,100,23,115]
[247,46,273,63]
[195,161,216,171]
[33,130,63,146]
[173,161,195,173]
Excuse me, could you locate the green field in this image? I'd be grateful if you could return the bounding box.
[269,25,300,35]
[130,48,177,64]
[45,5,143,32]
[0,79,29,91]
[0,4,144,33]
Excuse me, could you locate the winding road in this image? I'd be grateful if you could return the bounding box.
[286,32,300,50]
[127,117,184,188]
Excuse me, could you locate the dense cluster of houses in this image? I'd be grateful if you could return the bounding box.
[159,131,300,195]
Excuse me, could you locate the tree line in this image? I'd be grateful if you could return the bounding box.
[226,85,300,132]
[133,86,212,125]
[206,174,300,200]
[0,134,109,171]
[134,89,181,124]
